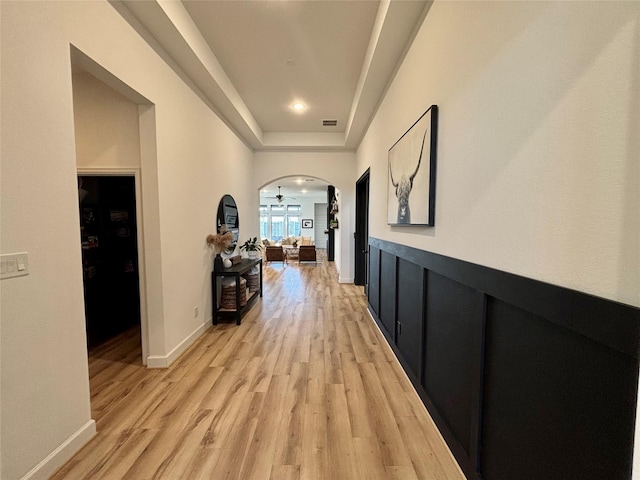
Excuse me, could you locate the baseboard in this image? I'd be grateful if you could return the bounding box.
[338,276,354,283]
[146,319,211,368]
[21,420,96,480]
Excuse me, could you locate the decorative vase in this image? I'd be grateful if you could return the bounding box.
[214,253,224,271]
[223,258,232,268]
[248,251,259,259]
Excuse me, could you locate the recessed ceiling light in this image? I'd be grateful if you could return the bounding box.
[292,103,305,111]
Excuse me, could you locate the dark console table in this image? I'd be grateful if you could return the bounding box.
[212,257,262,325]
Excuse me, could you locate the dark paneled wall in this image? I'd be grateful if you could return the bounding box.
[368,237,640,480]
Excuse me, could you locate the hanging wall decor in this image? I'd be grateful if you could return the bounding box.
[387,105,438,226]
[330,194,339,214]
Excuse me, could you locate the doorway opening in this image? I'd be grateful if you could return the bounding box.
[78,175,142,350]
[354,169,370,292]
[259,175,330,250]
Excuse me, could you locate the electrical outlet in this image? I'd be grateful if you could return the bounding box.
[194,306,199,318]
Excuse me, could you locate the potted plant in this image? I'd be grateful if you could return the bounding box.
[240,236,263,259]
[329,218,339,229]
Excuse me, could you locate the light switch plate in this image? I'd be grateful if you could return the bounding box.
[1,252,29,279]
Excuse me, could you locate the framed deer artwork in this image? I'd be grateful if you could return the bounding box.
[387,105,438,226]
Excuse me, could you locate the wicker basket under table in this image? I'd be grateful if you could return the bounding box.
[220,277,247,309]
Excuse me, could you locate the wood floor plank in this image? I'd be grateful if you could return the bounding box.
[386,465,421,480]
[374,359,418,418]
[50,250,464,480]
[149,409,216,480]
[325,383,359,480]
[352,436,390,480]
[93,429,157,480]
[396,414,464,479]
[204,392,262,479]
[270,464,300,480]
[340,352,376,438]
[273,362,308,465]
[357,362,413,467]
[305,359,326,407]
[237,374,290,479]
[182,446,225,480]
[299,403,327,480]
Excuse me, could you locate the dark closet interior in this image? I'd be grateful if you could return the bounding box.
[79,176,140,348]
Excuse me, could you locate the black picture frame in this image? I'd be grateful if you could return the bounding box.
[387,104,438,226]
[302,219,313,229]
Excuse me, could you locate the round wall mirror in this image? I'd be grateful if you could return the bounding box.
[217,194,239,250]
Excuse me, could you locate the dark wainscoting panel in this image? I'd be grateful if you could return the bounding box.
[368,246,380,317]
[367,237,640,480]
[424,271,481,458]
[379,250,397,341]
[396,258,424,382]
[481,298,637,480]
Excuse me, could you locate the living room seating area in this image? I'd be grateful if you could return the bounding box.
[262,235,314,248]
[265,246,286,264]
[298,245,317,262]
[263,244,318,264]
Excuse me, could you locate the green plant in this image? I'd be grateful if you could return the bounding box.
[240,236,262,252]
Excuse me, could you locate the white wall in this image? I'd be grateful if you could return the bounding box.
[357,1,639,308]
[73,72,141,169]
[0,1,254,478]
[356,2,640,477]
[253,152,356,282]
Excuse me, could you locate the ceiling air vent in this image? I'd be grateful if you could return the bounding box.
[322,119,337,127]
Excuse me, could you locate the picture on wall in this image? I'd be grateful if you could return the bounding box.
[387,104,438,226]
[302,219,313,229]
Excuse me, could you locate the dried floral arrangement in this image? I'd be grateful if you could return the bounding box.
[206,225,235,254]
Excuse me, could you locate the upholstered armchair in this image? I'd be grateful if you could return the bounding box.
[298,245,317,262]
[265,246,286,264]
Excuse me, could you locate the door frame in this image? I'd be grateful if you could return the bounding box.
[78,167,148,364]
[354,168,370,290]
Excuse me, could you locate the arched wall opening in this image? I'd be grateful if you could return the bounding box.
[252,151,357,283]
[258,175,332,250]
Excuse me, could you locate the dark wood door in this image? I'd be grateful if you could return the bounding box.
[354,169,370,289]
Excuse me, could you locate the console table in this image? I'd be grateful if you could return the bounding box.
[212,258,262,325]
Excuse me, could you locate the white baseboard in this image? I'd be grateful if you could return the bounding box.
[146,319,211,368]
[21,420,96,480]
[339,276,354,283]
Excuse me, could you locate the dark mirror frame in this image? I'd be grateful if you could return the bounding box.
[217,194,239,250]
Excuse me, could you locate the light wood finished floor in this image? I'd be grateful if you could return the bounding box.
[51,252,464,480]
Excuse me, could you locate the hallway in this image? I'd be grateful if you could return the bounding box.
[51,257,463,479]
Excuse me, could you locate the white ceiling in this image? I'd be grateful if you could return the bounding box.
[114,0,430,152]
[260,177,329,204]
